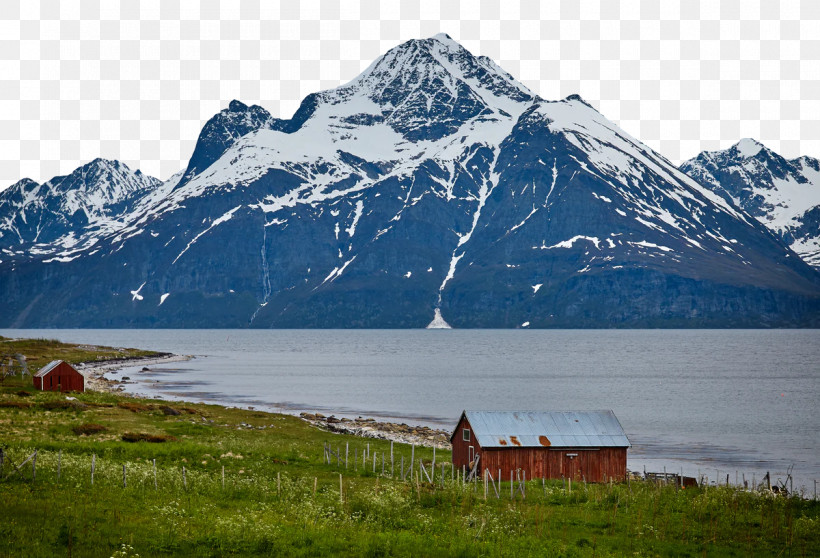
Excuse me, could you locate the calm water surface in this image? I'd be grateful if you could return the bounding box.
[4,329,818,491]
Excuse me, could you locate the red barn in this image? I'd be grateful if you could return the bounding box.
[33,360,85,392]
[451,410,630,483]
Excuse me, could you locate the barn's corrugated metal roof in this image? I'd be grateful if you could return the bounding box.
[34,360,63,378]
[457,410,630,448]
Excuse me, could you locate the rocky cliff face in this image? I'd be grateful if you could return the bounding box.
[2,35,819,328]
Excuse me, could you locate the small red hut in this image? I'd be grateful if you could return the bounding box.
[451,410,630,483]
[33,360,85,392]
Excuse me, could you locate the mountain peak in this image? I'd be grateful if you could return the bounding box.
[178,100,274,183]
[352,34,533,99]
[682,139,820,269]
[53,158,159,197]
[11,177,39,190]
[734,138,765,158]
[228,99,248,112]
[312,34,536,141]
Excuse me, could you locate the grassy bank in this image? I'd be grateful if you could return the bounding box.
[0,335,162,369]
[1,338,818,557]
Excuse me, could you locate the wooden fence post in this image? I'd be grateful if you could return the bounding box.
[390,441,394,476]
[313,477,317,497]
[373,452,376,473]
[419,459,432,483]
[511,470,514,499]
[345,443,349,469]
[432,447,436,484]
[277,471,281,495]
[339,473,343,504]
[410,444,415,476]
[483,468,488,500]
[354,448,358,471]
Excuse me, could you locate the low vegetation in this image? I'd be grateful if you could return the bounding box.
[0,338,818,557]
[0,335,161,376]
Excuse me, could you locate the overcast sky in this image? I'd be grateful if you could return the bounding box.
[1,0,818,190]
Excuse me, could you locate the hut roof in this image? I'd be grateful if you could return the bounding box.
[452,410,631,448]
[34,360,65,377]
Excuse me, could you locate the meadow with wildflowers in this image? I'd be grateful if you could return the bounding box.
[1,337,818,557]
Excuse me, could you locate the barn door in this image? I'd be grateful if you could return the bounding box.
[564,452,579,480]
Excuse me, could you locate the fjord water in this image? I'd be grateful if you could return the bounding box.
[6,329,818,491]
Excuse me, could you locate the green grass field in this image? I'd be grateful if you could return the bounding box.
[1,337,818,557]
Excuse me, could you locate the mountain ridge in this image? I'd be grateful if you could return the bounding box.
[2,34,819,328]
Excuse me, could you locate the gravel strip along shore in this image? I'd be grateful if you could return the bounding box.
[75,353,193,394]
[299,412,450,449]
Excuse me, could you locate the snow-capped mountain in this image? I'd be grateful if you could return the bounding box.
[0,158,160,262]
[681,139,820,268]
[2,34,819,328]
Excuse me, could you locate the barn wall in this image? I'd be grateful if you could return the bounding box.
[481,447,627,483]
[451,416,482,471]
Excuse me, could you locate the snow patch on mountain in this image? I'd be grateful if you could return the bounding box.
[544,235,601,250]
[172,206,242,265]
[426,308,452,329]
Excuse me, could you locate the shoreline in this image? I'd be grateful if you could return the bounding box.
[299,413,450,449]
[78,352,451,449]
[76,353,194,393]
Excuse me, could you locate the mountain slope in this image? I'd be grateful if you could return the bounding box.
[2,35,819,328]
[681,139,820,268]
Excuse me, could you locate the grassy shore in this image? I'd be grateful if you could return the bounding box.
[1,337,818,557]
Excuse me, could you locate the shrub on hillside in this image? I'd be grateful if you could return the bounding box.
[0,400,31,408]
[121,432,177,443]
[41,400,87,410]
[72,423,107,435]
[117,401,152,412]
